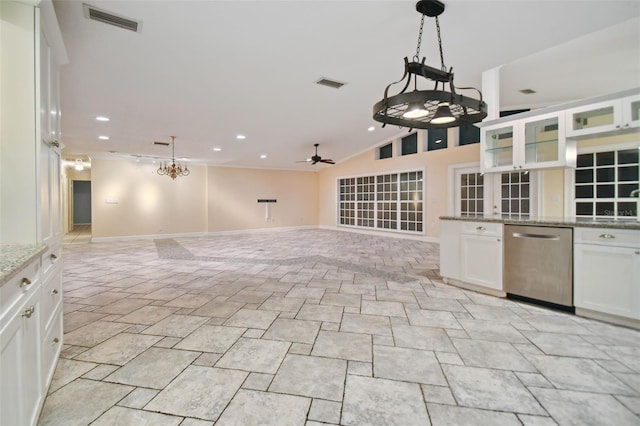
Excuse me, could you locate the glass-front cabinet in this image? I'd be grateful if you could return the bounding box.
[483,124,515,170]
[566,94,640,138]
[481,113,572,173]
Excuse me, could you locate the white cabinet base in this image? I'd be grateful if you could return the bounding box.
[443,277,506,298]
[575,307,640,330]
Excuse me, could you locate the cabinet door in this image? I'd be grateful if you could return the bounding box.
[40,141,52,243]
[574,244,640,319]
[522,113,571,169]
[565,100,622,137]
[622,94,640,129]
[481,124,517,172]
[461,234,503,290]
[0,299,42,426]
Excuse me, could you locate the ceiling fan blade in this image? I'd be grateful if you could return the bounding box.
[320,159,335,164]
[311,160,319,165]
[296,160,311,163]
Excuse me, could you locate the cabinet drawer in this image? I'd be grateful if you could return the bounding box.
[462,221,502,236]
[40,269,62,332]
[41,244,61,279]
[574,227,640,248]
[0,260,40,321]
[41,306,63,388]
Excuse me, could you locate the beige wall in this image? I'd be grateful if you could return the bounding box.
[207,167,318,232]
[91,159,208,238]
[318,132,481,238]
[89,159,318,238]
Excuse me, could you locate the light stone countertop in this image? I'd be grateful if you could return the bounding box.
[439,216,640,230]
[0,244,47,285]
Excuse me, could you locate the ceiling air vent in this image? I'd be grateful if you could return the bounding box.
[316,78,346,89]
[83,4,143,33]
[153,141,170,147]
[519,88,536,95]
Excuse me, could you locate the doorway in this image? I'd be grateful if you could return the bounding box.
[72,180,91,225]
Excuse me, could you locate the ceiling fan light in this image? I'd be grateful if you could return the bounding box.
[403,101,429,118]
[431,104,456,124]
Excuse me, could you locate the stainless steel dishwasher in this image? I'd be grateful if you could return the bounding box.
[504,225,573,311]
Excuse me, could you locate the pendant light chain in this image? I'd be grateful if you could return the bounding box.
[413,14,426,61]
[435,16,446,72]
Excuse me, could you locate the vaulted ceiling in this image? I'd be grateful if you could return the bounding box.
[54,0,640,170]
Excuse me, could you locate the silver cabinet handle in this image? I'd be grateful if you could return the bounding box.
[20,277,32,288]
[513,232,560,240]
[52,337,60,344]
[22,305,35,318]
[50,253,58,262]
[599,234,615,239]
[52,289,59,295]
[476,226,486,231]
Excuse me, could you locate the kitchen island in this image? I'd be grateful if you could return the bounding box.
[439,216,640,329]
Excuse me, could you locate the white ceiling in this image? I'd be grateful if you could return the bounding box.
[54,0,640,170]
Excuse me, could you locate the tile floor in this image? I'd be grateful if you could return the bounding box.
[62,225,92,244]
[38,229,640,425]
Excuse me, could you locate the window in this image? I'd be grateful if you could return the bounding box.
[574,147,639,218]
[377,174,398,229]
[378,143,393,159]
[500,171,531,218]
[427,128,447,151]
[338,171,423,233]
[401,133,418,155]
[459,172,484,216]
[452,165,535,218]
[339,178,355,225]
[400,172,423,231]
[356,176,375,227]
[458,123,480,146]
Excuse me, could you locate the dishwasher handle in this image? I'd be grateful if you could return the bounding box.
[512,232,560,241]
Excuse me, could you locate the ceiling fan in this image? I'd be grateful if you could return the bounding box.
[299,143,335,165]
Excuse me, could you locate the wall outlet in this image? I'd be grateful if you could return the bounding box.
[105,198,119,204]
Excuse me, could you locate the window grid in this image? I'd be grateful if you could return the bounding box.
[357,176,375,227]
[460,172,484,216]
[339,178,356,225]
[338,171,423,233]
[377,174,398,229]
[575,148,639,218]
[400,172,423,231]
[500,172,530,218]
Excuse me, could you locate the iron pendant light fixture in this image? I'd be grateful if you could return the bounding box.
[373,0,487,129]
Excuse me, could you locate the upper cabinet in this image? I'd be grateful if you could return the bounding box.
[565,94,640,138]
[480,89,639,174]
[481,112,574,173]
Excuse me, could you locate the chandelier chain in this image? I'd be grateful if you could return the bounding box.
[413,14,425,61]
[435,16,446,71]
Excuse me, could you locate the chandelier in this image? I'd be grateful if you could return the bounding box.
[157,136,190,180]
[373,0,487,130]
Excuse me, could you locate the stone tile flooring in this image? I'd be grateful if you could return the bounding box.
[38,229,640,425]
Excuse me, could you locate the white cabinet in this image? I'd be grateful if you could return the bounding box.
[565,94,640,138]
[439,220,504,294]
[574,228,640,323]
[1,266,43,426]
[460,222,503,291]
[481,112,575,173]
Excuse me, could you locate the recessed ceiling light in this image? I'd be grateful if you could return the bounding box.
[213,147,222,152]
[260,154,267,159]
[98,135,109,140]
[96,116,110,122]
[236,134,246,140]
[368,126,375,132]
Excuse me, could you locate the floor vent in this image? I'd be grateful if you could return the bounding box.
[316,78,346,89]
[83,4,143,33]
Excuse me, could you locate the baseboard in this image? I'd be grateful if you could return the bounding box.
[319,225,439,243]
[575,307,640,330]
[90,231,210,242]
[90,226,318,242]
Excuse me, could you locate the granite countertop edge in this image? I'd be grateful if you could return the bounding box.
[439,216,640,230]
[0,244,47,286]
